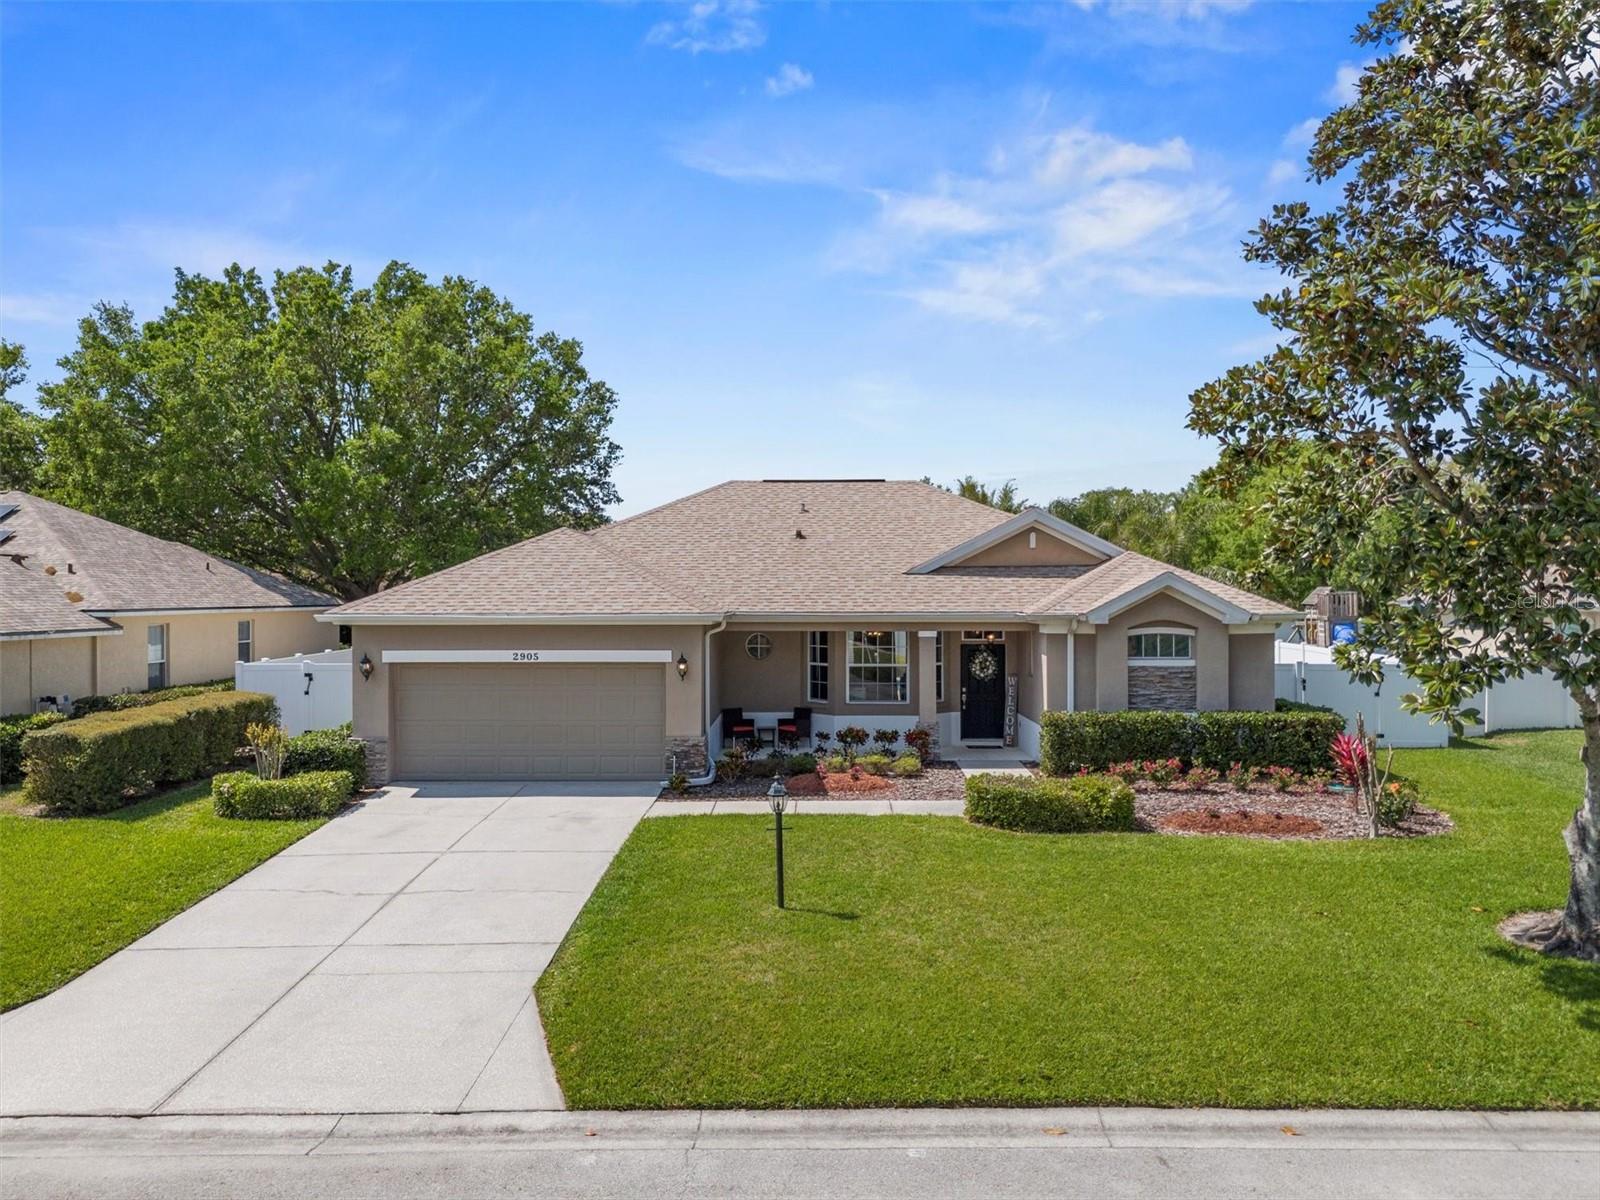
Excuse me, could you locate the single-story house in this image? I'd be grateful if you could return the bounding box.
[325,479,1298,784]
[0,491,341,715]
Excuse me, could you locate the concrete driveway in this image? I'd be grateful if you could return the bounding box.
[0,781,656,1117]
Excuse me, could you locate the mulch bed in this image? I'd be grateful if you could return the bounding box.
[656,759,967,803]
[1133,783,1453,841]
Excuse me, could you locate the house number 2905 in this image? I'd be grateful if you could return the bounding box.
[510,651,541,662]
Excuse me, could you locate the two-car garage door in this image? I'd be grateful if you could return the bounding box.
[392,663,666,780]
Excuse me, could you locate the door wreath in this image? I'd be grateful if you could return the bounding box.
[968,648,998,681]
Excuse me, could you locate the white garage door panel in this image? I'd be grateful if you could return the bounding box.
[393,664,666,780]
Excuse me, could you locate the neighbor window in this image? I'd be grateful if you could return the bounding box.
[934,634,945,702]
[745,632,773,660]
[847,630,908,703]
[1128,631,1194,662]
[807,631,829,702]
[237,619,254,664]
[147,624,169,690]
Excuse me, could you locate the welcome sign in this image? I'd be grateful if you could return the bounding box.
[1003,674,1018,747]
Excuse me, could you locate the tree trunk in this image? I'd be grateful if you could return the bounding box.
[1536,712,1600,962]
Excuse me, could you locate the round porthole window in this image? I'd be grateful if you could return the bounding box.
[745,633,773,660]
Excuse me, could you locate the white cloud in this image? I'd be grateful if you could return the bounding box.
[1327,61,1366,104]
[0,291,84,327]
[1266,158,1300,187]
[1034,127,1192,186]
[764,62,813,98]
[647,0,765,55]
[1282,117,1321,149]
[874,190,1000,236]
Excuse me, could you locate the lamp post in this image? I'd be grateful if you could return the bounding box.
[767,773,787,909]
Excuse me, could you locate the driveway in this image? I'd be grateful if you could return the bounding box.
[0,781,656,1117]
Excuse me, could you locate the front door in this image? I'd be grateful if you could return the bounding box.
[960,643,1006,741]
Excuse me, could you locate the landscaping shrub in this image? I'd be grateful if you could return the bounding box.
[834,726,869,762]
[1376,778,1419,828]
[903,727,933,762]
[284,724,367,782]
[212,769,353,819]
[1039,709,1345,775]
[857,753,893,776]
[889,753,922,778]
[1275,697,1337,714]
[964,773,1136,834]
[69,679,234,719]
[785,753,818,776]
[22,691,277,815]
[1192,710,1346,774]
[1038,710,1194,775]
[0,712,67,785]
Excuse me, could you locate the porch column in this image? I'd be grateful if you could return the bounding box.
[915,631,940,756]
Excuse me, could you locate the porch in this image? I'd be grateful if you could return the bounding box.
[707,625,1046,760]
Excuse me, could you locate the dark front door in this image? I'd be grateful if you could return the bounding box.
[960,643,1006,741]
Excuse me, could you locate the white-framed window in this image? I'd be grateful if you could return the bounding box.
[934,634,945,702]
[1128,629,1195,664]
[147,624,169,690]
[961,629,1006,642]
[745,632,773,660]
[847,630,908,703]
[237,619,254,664]
[807,631,829,702]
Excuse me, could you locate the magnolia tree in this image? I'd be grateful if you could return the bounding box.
[1190,0,1600,959]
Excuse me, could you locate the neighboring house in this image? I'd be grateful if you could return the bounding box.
[326,480,1298,783]
[0,491,341,715]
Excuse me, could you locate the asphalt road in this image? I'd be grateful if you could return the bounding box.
[3,1108,1595,1200]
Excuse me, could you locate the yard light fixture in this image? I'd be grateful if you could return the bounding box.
[767,773,788,909]
[676,653,689,681]
[358,653,374,681]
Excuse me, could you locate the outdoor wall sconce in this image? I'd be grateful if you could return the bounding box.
[358,653,374,681]
[676,653,689,681]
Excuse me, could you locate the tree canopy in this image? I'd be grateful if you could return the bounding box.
[0,340,44,491]
[35,262,622,600]
[1190,0,1600,959]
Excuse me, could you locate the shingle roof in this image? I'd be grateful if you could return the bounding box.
[1031,551,1291,619]
[327,480,1295,622]
[0,491,335,618]
[0,561,116,638]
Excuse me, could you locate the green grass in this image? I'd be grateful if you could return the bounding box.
[0,780,325,1011]
[537,730,1600,1110]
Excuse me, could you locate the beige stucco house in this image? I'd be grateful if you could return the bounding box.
[325,480,1298,784]
[0,492,340,715]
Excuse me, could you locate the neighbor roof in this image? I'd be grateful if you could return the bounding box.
[0,491,335,620]
[0,561,117,639]
[327,480,1295,623]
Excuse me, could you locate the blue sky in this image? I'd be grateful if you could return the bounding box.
[1,0,1372,516]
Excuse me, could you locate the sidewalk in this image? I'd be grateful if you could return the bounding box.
[3,1106,1594,1200]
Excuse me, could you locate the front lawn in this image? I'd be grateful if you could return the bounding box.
[0,781,326,1011]
[537,730,1600,1110]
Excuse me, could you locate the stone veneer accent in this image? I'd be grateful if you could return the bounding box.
[665,735,708,778]
[360,737,390,787]
[1128,665,1197,712]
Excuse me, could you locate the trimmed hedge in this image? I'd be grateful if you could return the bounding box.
[284,725,366,782]
[1039,709,1346,776]
[69,679,235,719]
[213,769,353,820]
[965,773,1136,834]
[0,712,68,785]
[22,691,277,815]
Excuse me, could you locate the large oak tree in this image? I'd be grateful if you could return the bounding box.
[1191,0,1600,958]
[38,261,622,600]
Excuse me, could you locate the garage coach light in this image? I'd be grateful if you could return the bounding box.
[359,653,374,681]
[676,653,689,681]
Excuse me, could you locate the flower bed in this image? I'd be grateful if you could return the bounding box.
[658,760,967,803]
[1159,808,1325,838]
[1134,783,1452,841]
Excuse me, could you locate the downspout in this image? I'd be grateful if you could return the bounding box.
[676,618,727,787]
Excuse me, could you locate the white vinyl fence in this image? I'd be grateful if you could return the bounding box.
[1275,641,1581,748]
[235,649,352,735]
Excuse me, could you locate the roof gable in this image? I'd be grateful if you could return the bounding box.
[907,508,1121,574]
